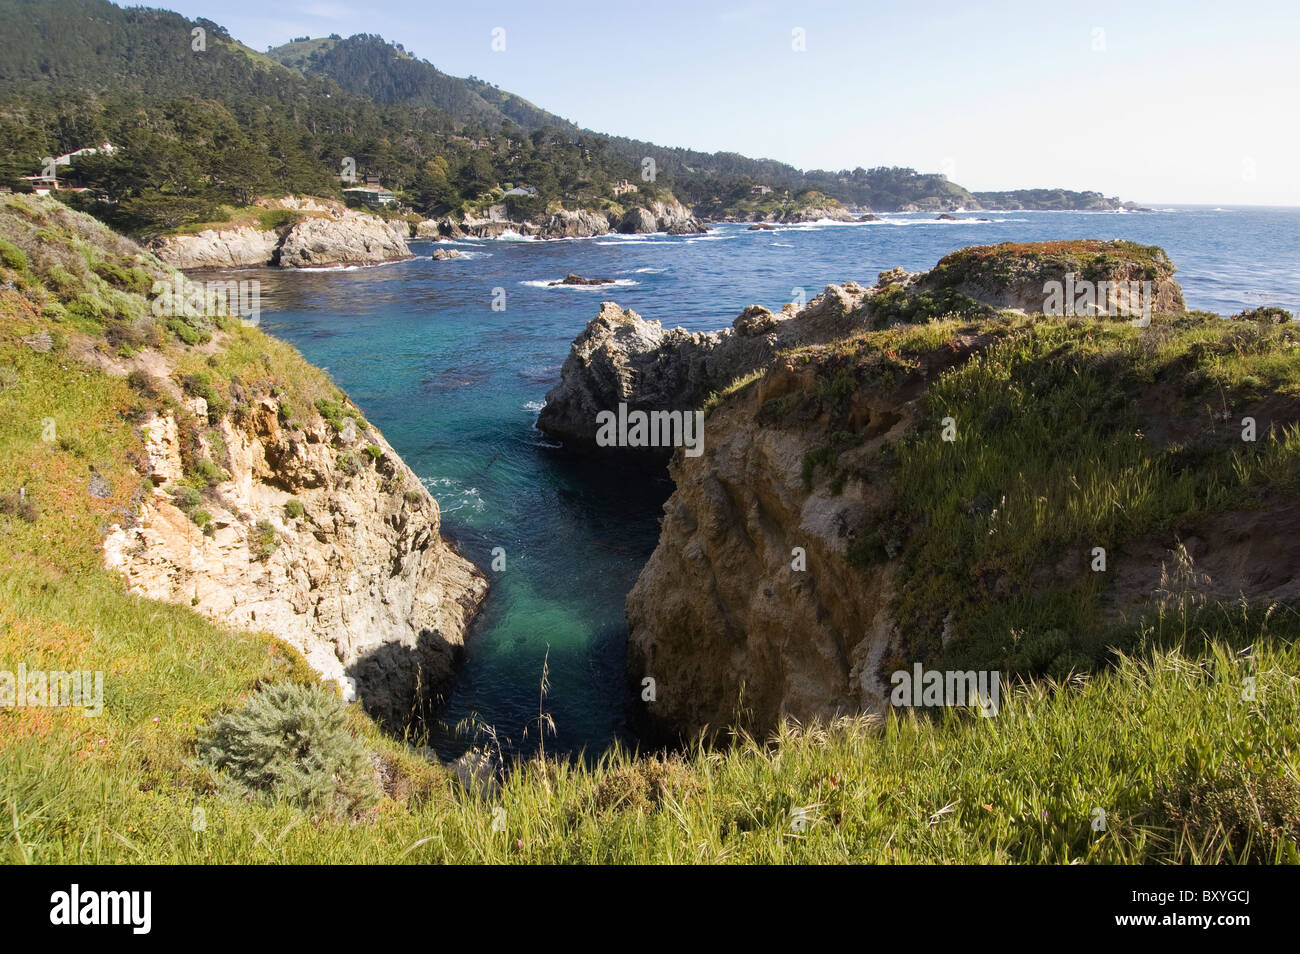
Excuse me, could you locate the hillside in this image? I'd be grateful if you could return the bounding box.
[0,0,1134,238]
[267,34,578,134]
[0,195,485,729]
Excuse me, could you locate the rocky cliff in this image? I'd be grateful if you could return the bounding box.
[540,241,1183,459]
[421,195,706,241]
[152,196,412,269]
[0,194,483,730]
[601,243,1300,744]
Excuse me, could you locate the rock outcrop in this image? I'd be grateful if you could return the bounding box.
[104,388,486,729]
[600,241,1215,741]
[276,207,412,268]
[541,209,613,238]
[151,226,282,269]
[151,196,413,269]
[618,199,707,234]
[539,241,1186,460]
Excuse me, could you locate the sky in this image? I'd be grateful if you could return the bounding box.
[158,0,1300,205]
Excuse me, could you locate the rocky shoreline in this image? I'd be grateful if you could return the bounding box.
[152,196,414,270]
[536,240,1184,459]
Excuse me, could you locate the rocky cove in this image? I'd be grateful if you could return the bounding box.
[46,199,1300,757]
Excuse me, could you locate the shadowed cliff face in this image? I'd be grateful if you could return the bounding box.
[613,244,1300,743]
[104,387,488,730]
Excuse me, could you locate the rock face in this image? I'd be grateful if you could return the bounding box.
[277,208,412,268]
[539,241,1187,461]
[104,388,486,730]
[624,350,934,740]
[618,199,707,234]
[773,204,856,223]
[536,299,823,456]
[151,196,413,269]
[151,226,281,269]
[541,209,613,239]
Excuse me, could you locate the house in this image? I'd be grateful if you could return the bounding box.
[503,186,538,198]
[23,141,117,193]
[751,184,773,196]
[343,186,397,207]
[612,179,636,196]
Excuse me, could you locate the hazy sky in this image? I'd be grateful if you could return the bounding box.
[160,0,1300,205]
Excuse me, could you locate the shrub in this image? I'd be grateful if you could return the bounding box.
[191,458,224,488]
[1151,761,1300,862]
[250,519,279,561]
[195,683,379,815]
[168,485,203,511]
[336,452,361,477]
[364,444,383,462]
[284,499,305,519]
[0,238,28,272]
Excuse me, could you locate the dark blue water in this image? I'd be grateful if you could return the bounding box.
[236,206,1300,758]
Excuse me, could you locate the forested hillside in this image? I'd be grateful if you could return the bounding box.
[0,0,1131,237]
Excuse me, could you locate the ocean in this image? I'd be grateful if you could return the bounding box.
[233,206,1300,759]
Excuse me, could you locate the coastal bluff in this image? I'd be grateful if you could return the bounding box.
[537,240,1185,461]
[0,194,483,729]
[151,196,413,269]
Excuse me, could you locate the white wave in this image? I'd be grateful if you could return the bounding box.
[519,278,640,289]
[493,229,537,241]
[292,258,411,272]
[421,476,485,514]
[523,400,545,412]
[770,242,795,247]
[634,266,667,274]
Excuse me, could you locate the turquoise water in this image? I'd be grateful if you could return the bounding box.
[236,207,1300,758]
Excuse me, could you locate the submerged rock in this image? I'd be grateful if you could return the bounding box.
[549,273,615,286]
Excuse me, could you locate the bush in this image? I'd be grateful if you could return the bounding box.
[250,519,279,561]
[364,444,383,462]
[191,458,224,488]
[284,499,305,519]
[336,452,361,477]
[195,683,379,815]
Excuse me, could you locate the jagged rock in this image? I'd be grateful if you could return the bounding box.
[773,204,856,223]
[618,199,706,234]
[540,209,613,239]
[104,396,486,730]
[152,226,281,268]
[278,209,412,268]
[536,290,861,457]
[549,273,614,286]
[432,248,465,260]
[733,305,777,336]
[748,223,776,230]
